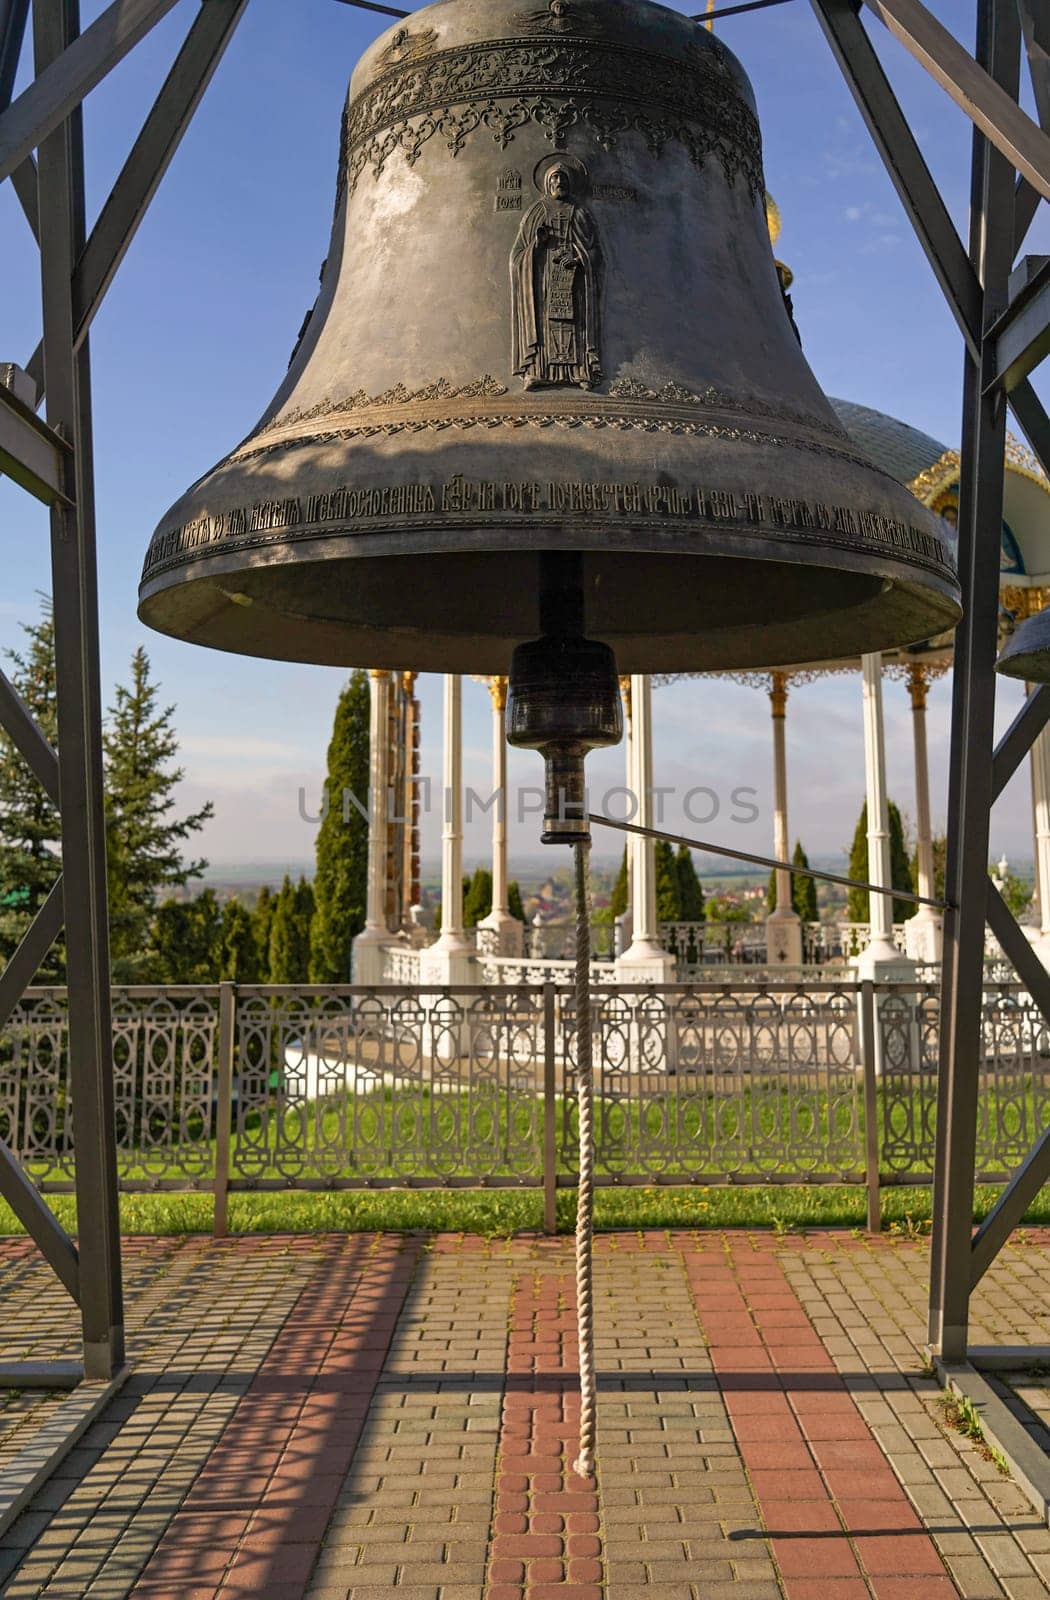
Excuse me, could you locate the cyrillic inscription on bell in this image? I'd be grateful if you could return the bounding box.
[512,158,602,391]
[138,0,960,674]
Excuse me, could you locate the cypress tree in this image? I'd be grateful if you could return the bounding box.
[609,847,628,918]
[0,603,64,979]
[270,875,313,983]
[847,801,915,922]
[103,646,213,981]
[310,671,370,981]
[675,845,704,921]
[792,841,818,923]
[508,880,526,924]
[252,885,275,975]
[889,803,915,922]
[268,876,297,983]
[655,839,681,921]
[152,889,223,983]
[220,899,258,982]
[294,876,315,978]
[463,867,493,927]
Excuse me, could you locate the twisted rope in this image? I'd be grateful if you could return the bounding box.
[572,836,597,1480]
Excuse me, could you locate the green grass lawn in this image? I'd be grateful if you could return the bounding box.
[2,1180,1048,1240]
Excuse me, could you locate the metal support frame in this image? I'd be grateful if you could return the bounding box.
[0,0,1045,1384]
[812,0,1049,1363]
[0,0,247,1385]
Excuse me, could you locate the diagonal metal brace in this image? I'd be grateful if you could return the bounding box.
[0,665,60,805]
[986,879,1050,1027]
[0,1138,79,1303]
[991,683,1050,803]
[0,0,181,184]
[971,1113,1050,1290]
[862,0,1050,198]
[810,0,980,355]
[0,878,64,1034]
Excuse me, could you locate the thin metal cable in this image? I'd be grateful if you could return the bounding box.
[572,836,597,1480]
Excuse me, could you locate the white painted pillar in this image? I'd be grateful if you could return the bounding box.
[351,669,393,981]
[766,670,802,965]
[433,673,471,954]
[1029,713,1050,955]
[477,676,522,955]
[904,664,942,962]
[856,653,913,978]
[619,673,673,976]
[618,675,634,955]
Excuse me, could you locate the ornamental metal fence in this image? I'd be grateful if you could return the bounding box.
[1,981,1048,1233]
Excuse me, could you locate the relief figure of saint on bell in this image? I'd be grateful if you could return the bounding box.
[511,160,602,390]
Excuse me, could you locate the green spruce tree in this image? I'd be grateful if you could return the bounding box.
[847,801,915,922]
[675,845,704,922]
[103,646,213,981]
[310,671,370,981]
[655,839,681,921]
[0,603,64,979]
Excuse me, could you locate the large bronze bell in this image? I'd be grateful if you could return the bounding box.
[138,0,960,675]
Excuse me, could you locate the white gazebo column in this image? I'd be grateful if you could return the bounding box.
[352,669,394,982]
[423,673,477,982]
[765,671,803,966]
[618,674,674,977]
[1028,708,1050,965]
[617,675,634,956]
[477,676,523,956]
[855,653,915,981]
[903,663,943,963]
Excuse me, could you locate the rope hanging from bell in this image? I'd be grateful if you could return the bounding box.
[572,836,597,1480]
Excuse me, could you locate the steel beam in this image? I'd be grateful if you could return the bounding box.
[10,153,38,238]
[991,682,1050,801]
[0,665,60,804]
[862,0,1050,197]
[0,0,28,106]
[0,377,70,503]
[1009,376,1050,476]
[0,878,64,1031]
[986,878,1050,1023]
[71,0,247,351]
[1018,0,1049,129]
[0,0,180,183]
[24,0,247,406]
[928,0,1020,1364]
[970,1123,1050,1288]
[970,877,1050,1287]
[34,0,124,1381]
[1015,177,1041,257]
[990,255,1050,389]
[810,0,980,354]
[0,1139,79,1302]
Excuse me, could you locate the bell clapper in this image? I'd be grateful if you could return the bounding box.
[507,552,621,1479]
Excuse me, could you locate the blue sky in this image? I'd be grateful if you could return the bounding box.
[2,0,1048,872]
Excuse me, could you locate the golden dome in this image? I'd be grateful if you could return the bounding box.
[765,192,782,247]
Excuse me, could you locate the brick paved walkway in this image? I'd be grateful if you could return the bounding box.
[2,1228,1050,1598]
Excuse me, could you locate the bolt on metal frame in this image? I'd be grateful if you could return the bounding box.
[0,0,1047,1382]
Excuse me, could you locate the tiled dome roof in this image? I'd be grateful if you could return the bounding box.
[829,398,947,486]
